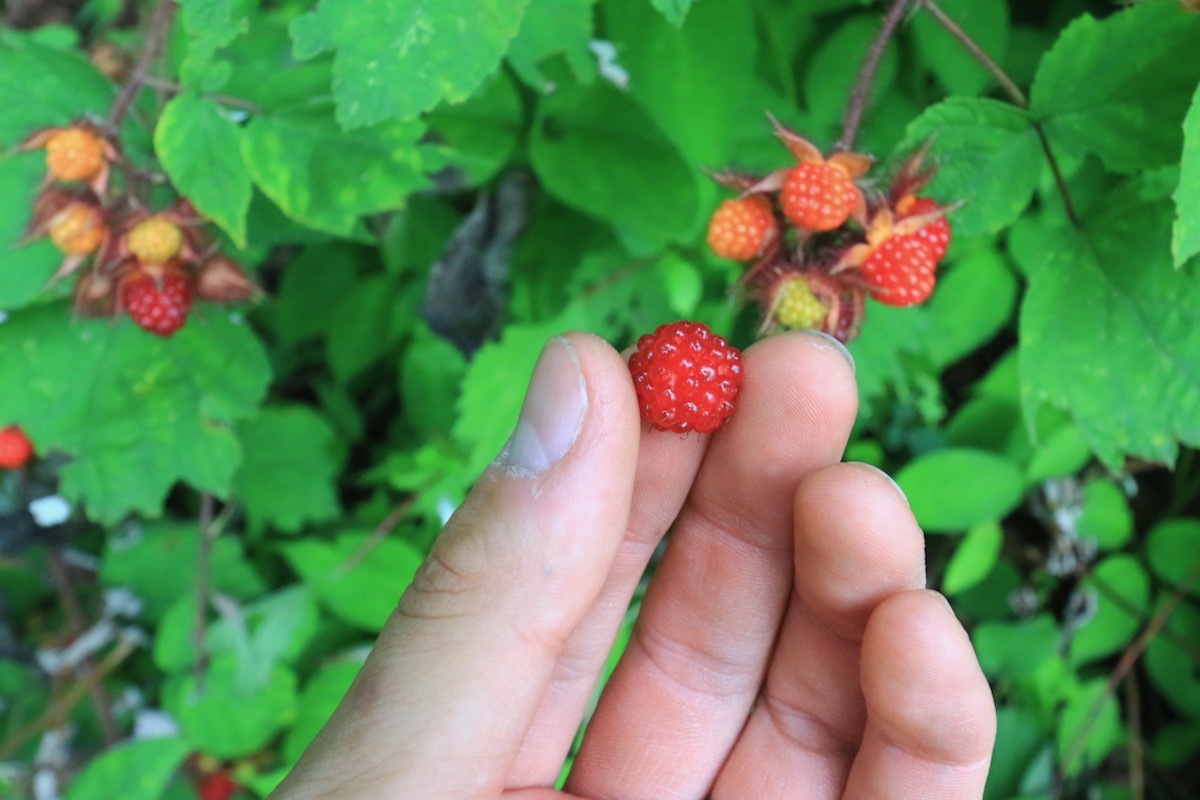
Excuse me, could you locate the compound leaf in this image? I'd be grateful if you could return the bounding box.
[1031,2,1200,173]
[289,0,529,129]
[0,307,270,524]
[1019,196,1200,468]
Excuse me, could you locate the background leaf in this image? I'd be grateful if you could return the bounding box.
[66,737,190,800]
[1175,84,1200,268]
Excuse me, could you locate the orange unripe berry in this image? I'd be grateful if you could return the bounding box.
[781,162,859,232]
[127,215,184,263]
[706,195,778,261]
[773,275,829,330]
[48,202,108,255]
[45,128,108,183]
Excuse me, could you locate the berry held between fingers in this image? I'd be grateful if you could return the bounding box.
[628,321,743,434]
[0,426,34,469]
[707,195,778,261]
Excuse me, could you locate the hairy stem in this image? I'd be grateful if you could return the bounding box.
[107,0,179,131]
[919,0,1027,106]
[837,0,915,152]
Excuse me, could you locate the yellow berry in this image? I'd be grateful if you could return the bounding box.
[45,128,107,183]
[127,215,184,263]
[774,276,829,330]
[48,202,108,255]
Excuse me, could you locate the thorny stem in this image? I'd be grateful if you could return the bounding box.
[836,0,915,152]
[917,0,1080,227]
[47,550,120,746]
[106,0,179,131]
[1060,560,1200,775]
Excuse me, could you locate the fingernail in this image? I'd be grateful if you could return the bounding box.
[859,463,909,506]
[802,330,856,375]
[500,337,588,475]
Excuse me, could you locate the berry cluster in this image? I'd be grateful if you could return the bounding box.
[19,120,260,338]
[705,117,955,343]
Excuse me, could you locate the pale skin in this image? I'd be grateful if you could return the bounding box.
[271,329,997,800]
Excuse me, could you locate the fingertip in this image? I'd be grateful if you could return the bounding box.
[861,590,997,767]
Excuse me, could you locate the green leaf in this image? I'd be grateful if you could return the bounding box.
[241,109,427,236]
[648,0,693,27]
[155,92,252,247]
[453,322,561,476]
[400,326,468,437]
[234,405,343,534]
[282,658,364,763]
[425,72,523,188]
[900,98,1041,238]
[974,614,1060,681]
[1019,196,1200,469]
[1070,554,1149,665]
[602,0,756,165]
[1031,3,1200,173]
[847,301,933,408]
[289,0,530,129]
[326,275,400,382]
[168,654,297,759]
[925,249,1018,369]
[1075,480,1132,552]
[102,521,266,621]
[1147,519,1200,595]
[1146,600,1200,718]
[0,32,115,145]
[1025,421,1091,483]
[177,0,247,91]
[895,448,1025,533]
[507,0,595,90]
[1175,83,1200,268]
[806,15,899,128]
[282,531,424,631]
[942,521,1003,596]
[0,308,270,524]
[529,81,697,246]
[987,708,1050,800]
[945,397,1031,465]
[911,0,1009,97]
[0,154,61,309]
[66,737,190,800]
[1058,677,1124,777]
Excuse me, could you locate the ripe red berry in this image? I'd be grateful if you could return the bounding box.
[781,162,859,232]
[861,235,938,307]
[706,195,778,260]
[899,196,951,262]
[121,265,193,337]
[197,771,238,800]
[628,321,743,434]
[0,426,34,469]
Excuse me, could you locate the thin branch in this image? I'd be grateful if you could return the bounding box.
[0,635,137,760]
[192,495,236,690]
[139,75,262,113]
[1061,560,1200,773]
[919,0,1027,107]
[837,0,916,152]
[338,496,419,575]
[1124,674,1145,800]
[47,551,120,746]
[107,0,179,131]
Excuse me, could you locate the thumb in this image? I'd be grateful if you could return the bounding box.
[273,332,642,800]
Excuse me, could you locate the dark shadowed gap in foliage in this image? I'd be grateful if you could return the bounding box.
[423,171,534,356]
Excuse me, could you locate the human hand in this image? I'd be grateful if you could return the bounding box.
[271,330,996,800]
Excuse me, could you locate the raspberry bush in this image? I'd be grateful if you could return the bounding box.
[1,1,1199,798]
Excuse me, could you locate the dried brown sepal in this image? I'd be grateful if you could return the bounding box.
[196,256,263,303]
[72,267,119,317]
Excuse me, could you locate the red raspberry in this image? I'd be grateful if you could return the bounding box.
[121,265,193,337]
[706,195,778,260]
[197,772,238,800]
[0,426,34,469]
[781,162,859,232]
[861,235,938,307]
[899,196,951,262]
[628,321,743,434]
